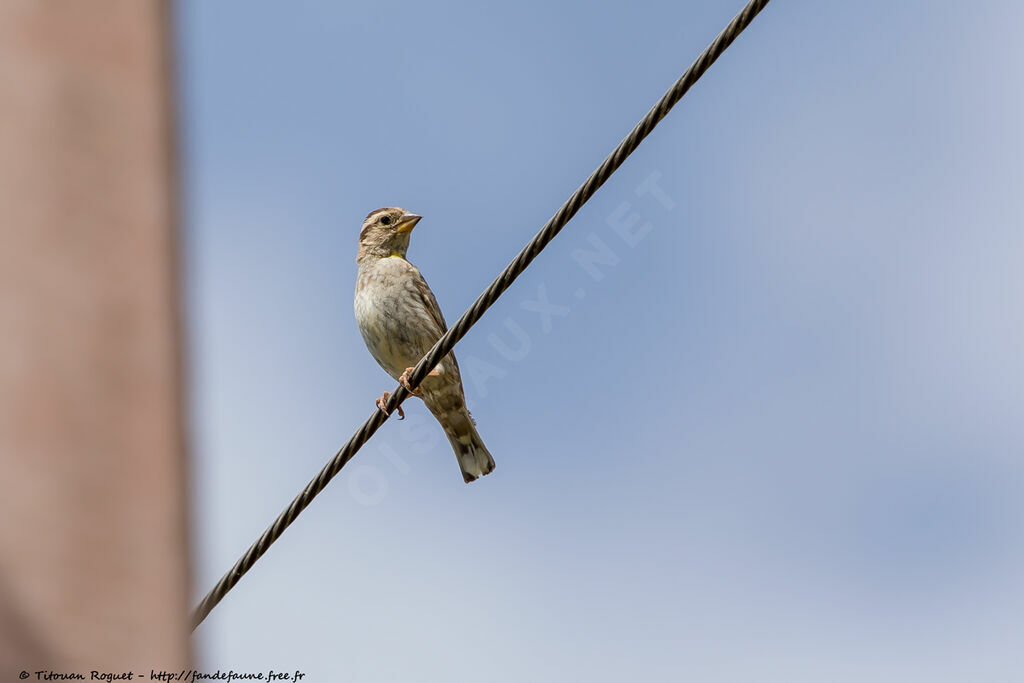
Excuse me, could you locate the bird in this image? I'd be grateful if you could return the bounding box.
[354,207,496,483]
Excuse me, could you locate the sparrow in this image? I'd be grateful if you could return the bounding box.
[354,207,496,483]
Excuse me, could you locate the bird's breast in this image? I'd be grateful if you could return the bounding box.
[354,258,425,377]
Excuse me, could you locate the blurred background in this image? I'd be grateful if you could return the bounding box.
[4,0,1023,680]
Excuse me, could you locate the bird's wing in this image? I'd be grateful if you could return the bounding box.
[405,265,449,336]
[405,264,446,333]
[402,264,463,379]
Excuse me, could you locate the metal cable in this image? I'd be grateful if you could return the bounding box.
[191,0,771,630]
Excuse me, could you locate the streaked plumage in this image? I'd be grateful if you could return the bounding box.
[354,207,495,483]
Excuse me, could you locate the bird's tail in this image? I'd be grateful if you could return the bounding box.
[450,424,496,483]
[433,407,496,483]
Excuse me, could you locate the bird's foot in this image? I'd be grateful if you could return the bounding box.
[399,365,441,394]
[375,391,404,420]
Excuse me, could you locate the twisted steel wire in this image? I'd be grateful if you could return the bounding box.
[191,0,771,630]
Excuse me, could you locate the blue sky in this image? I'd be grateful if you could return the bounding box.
[177,1,1024,680]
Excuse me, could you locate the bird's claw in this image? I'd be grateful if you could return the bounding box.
[399,365,442,394]
[398,368,419,395]
[376,391,404,420]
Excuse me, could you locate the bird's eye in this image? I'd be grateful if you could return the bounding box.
[380,215,393,226]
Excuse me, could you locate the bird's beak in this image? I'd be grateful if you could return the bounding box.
[396,212,422,233]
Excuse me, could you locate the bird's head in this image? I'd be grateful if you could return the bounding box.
[357,207,422,262]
